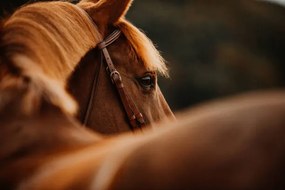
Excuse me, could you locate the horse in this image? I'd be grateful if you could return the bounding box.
[0,0,174,135]
[1,0,285,189]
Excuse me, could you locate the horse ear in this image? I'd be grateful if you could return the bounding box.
[79,0,133,31]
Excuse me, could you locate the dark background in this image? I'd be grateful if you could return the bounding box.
[1,0,285,112]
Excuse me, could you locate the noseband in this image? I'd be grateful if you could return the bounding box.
[83,29,146,130]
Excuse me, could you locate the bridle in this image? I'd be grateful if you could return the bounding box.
[82,29,146,130]
[73,5,146,130]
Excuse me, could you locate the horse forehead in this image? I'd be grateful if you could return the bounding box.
[108,36,147,74]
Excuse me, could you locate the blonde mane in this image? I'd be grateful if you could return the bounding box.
[1,2,101,80]
[0,1,168,115]
[117,19,168,76]
[0,2,101,115]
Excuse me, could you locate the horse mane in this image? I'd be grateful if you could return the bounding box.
[117,19,168,77]
[1,2,102,80]
[0,1,168,116]
[0,1,101,115]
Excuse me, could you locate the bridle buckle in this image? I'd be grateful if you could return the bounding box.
[110,70,122,83]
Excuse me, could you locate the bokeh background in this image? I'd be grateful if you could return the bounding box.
[1,0,285,112]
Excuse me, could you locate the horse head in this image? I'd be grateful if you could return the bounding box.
[69,0,175,133]
[0,0,175,134]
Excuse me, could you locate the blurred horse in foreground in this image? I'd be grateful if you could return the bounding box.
[1,84,285,189]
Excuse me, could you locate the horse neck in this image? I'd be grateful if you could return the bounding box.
[1,2,101,82]
[0,81,101,163]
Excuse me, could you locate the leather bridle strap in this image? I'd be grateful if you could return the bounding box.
[82,51,103,126]
[97,30,146,130]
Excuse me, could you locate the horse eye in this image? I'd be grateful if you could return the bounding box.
[139,75,154,90]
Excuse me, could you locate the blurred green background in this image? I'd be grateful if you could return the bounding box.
[1,0,285,112]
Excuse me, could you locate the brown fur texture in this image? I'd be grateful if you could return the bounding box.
[1,89,285,190]
[79,0,133,34]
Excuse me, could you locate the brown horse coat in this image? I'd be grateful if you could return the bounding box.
[1,84,285,189]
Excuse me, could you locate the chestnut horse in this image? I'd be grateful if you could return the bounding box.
[0,0,174,135]
[1,0,285,189]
